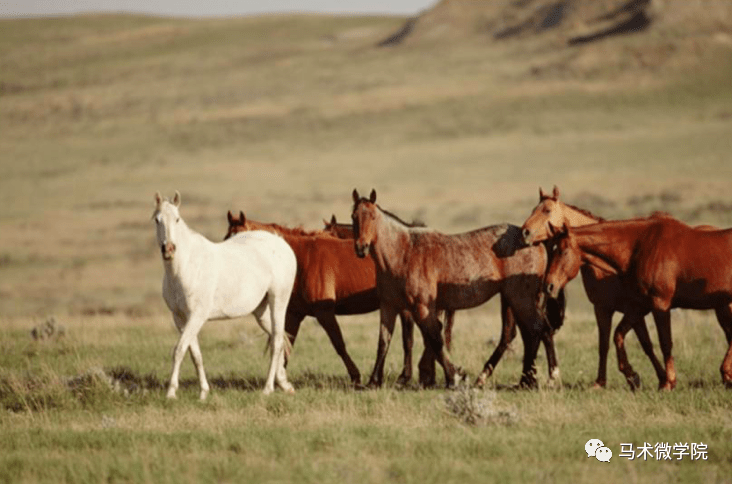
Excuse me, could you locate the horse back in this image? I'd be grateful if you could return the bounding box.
[284,234,378,310]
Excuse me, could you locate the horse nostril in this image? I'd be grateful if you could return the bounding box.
[546,283,554,294]
[522,228,530,239]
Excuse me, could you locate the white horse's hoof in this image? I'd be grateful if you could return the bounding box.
[166,387,178,399]
[262,386,274,396]
[199,390,209,401]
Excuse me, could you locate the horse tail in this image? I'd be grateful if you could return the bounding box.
[262,332,293,360]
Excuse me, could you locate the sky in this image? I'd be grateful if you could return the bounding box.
[0,1,438,18]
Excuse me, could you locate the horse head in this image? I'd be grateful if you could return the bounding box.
[521,185,564,245]
[351,188,377,258]
[224,210,248,240]
[323,214,354,240]
[153,191,182,261]
[544,223,582,299]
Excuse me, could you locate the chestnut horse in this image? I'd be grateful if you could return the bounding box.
[544,218,732,389]
[225,211,419,387]
[351,189,564,388]
[521,186,665,389]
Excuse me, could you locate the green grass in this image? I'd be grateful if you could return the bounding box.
[1,309,731,483]
[2,11,732,484]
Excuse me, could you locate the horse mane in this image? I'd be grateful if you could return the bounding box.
[378,205,426,228]
[562,201,606,223]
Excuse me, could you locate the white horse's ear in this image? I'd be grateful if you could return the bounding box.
[352,189,360,204]
[552,186,560,199]
[155,192,162,205]
[369,189,376,203]
[172,191,181,207]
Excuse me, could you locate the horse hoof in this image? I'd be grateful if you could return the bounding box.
[591,380,606,390]
[166,389,177,399]
[626,373,641,392]
[474,373,488,388]
[199,391,209,401]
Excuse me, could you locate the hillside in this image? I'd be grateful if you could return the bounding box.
[381,0,732,75]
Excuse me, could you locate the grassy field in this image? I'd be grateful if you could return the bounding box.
[1,10,732,483]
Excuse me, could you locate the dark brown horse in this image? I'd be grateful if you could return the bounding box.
[544,217,732,389]
[521,186,665,389]
[351,189,564,388]
[226,211,417,387]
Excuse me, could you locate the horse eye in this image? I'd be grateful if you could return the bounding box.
[176,217,180,223]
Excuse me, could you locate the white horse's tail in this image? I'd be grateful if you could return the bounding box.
[262,332,293,360]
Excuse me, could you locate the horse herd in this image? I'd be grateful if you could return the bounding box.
[152,187,732,399]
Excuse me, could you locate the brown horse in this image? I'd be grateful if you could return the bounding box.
[521,186,665,389]
[544,217,732,389]
[324,214,460,384]
[351,189,564,388]
[225,211,416,387]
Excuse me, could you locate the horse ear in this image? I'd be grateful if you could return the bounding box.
[369,189,377,203]
[239,211,246,224]
[331,214,337,224]
[352,189,360,204]
[172,191,181,207]
[539,187,546,200]
[227,210,234,225]
[155,192,162,205]
[552,186,560,199]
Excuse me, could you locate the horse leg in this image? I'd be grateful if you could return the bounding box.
[267,292,294,394]
[313,306,361,386]
[475,294,516,388]
[188,336,210,400]
[542,329,560,387]
[417,331,437,388]
[593,306,613,388]
[713,304,732,387]
[632,313,666,387]
[283,310,305,367]
[414,302,463,388]
[367,305,398,388]
[167,313,207,399]
[517,320,541,389]
[652,309,676,390]
[613,314,642,391]
[444,310,455,352]
[396,310,415,387]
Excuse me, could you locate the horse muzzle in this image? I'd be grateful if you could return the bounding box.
[544,281,560,299]
[161,242,176,261]
[355,243,369,258]
[521,227,534,245]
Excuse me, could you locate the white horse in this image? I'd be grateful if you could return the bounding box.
[153,191,297,398]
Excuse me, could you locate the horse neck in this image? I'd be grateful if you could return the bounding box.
[371,209,411,273]
[166,220,207,276]
[560,202,602,227]
[573,221,648,273]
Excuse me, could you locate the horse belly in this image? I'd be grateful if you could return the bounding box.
[436,280,500,310]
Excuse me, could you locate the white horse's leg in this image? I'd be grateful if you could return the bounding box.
[188,336,210,400]
[258,293,292,395]
[271,293,294,394]
[167,314,207,399]
[253,300,277,395]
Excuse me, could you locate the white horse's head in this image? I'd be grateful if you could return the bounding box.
[153,191,182,261]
